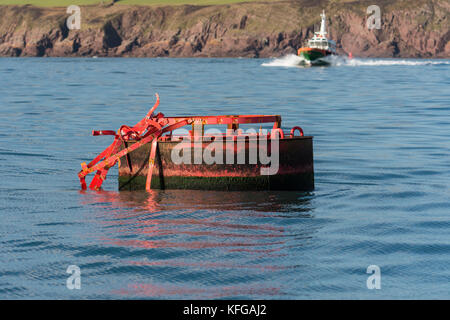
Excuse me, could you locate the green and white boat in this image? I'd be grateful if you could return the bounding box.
[297,10,337,65]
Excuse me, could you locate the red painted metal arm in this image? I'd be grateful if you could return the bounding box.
[78,116,190,190]
[132,93,160,133]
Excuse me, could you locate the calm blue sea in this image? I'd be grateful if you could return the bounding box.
[0,56,449,299]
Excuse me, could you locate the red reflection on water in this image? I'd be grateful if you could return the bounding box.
[113,283,281,299]
[80,189,313,298]
[79,189,162,214]
[139,218,284,232]
[104,238,284,249]
[80,190,289,253]
[127,259,289,271]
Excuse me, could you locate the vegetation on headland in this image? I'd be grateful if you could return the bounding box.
[0,0,279,6]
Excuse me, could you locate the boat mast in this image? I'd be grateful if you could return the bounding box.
[319,10,327,36]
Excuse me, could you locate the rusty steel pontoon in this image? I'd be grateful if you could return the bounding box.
[78,94,314,191]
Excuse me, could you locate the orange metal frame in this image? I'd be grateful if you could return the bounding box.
[78,94,303,191]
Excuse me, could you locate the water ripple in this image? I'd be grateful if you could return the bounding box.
[0,57,449,299]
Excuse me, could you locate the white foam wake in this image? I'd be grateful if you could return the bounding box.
[262,54,450,68]
[336,57,450,66]
[261,54,307,67]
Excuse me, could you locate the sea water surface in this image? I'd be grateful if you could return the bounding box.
[0,56,449,299]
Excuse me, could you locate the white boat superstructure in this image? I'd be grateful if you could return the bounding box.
[305,10,336,54]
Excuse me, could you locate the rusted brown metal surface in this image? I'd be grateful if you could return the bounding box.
[118,136,314,191]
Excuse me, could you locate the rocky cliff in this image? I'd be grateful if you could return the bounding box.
[0,0,448,58]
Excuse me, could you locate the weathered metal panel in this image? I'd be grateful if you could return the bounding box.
[118,136,314,191]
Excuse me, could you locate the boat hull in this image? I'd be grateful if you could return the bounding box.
[118,137,314,191]
[297,48,334,65]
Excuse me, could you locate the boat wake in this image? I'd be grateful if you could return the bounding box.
[261,54,307,67]
[262,54,450,68]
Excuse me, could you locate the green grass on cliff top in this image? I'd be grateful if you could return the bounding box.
[0,0,280,6]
